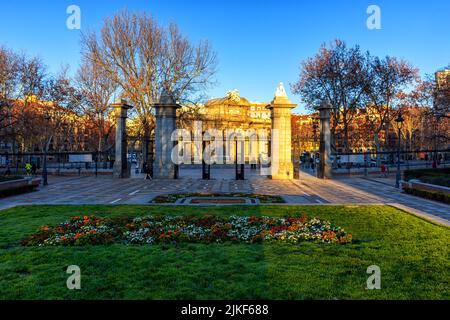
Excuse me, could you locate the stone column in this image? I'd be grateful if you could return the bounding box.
[153,91,181,179]
[267,83,296,180]
[111,99,133,178]
[317,101,333,179]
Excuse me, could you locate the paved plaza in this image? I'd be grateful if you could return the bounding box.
[1,166,448,226]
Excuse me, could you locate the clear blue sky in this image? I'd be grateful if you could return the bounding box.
[0,0,449,113]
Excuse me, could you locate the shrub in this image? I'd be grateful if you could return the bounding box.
[404,168,450,187]
[0,185,37,198]
[403,187,450,204]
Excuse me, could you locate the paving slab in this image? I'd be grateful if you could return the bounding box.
[0,167,447,226]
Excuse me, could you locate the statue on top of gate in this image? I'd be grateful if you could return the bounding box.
[275,82,287,98]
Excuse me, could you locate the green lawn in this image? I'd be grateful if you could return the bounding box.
[0,205,449,300]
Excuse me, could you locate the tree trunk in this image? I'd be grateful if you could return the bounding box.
[374,132,381,166]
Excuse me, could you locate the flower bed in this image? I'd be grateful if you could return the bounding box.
[22,214,352,247]
[151,193,285,204]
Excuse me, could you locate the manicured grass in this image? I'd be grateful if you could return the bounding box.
[0,205,449,300]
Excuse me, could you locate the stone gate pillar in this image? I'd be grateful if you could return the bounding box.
[317,101,333,179]
[267,83,297,180]
[111,99,133,178]
[153,91,181,179]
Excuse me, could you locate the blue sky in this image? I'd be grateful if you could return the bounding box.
[0,0,449,113]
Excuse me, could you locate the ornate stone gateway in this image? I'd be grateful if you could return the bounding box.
[114,83,297,181]
[154,83,297,180]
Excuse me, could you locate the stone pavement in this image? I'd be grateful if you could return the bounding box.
[0,167,448,226]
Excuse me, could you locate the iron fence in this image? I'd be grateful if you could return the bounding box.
[329,149,450,176]
[0,151,115,177]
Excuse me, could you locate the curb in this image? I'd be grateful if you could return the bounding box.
[387,203,450,227]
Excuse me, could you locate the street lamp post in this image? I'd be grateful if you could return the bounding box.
[42,114,52,186]
[42,151,48,186]
[395,113,405,189]
[312,123,318,152]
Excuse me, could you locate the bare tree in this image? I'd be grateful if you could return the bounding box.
[38,67,80,184]
[13,55,49,163]
[364,56,418,154]
[0,47,21,121]
[76,55,118,157]
[291,39,369,152]
[81,9,217,165]
[0,47,22,156]
[0,50,48,152]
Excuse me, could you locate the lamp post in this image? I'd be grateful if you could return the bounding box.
[312,121,318,152]
[42,114,52,186]
[395,113,405,189]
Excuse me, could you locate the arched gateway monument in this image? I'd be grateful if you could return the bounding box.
[153,83,297,180]
[113,83,300,180]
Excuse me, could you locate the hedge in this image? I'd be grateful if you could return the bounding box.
[0,185,37,198]
[403,187,450,204]
[404,168,450,187]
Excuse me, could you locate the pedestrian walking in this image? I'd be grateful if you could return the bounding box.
[25,162,32,176]
[143,162,152,180]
